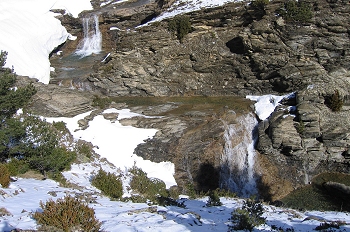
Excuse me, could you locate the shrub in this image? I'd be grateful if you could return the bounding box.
[21,116,76,177]
[251,0,270,18]
[229,198,266,232]
[6,158,29,176]
[325,89,343,112]
[206,189,222,207]
[52,121,69,133]
[295,119,305,135]
[129,166,167,203]
[168,15,192,42]
[279,0,313,23]
[75,142,93,160]
[92,95,112,109]
[0,51,8,68]
[33,195,101,232]
[0,163,10,188]
[27,147,76,178]
[91,169,123,199]
[251,0,269,7]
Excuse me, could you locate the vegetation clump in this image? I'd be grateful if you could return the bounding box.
[0,51,76,183]
[129,166,168,203]
[92,95,112,109]
[281,172,350,212]
[325,89,343,112]
[229,197,266,232]
[250,0,269,17]
[91,169,123,199]
[0,163,10,188]
[279,0,313,22]
[206,189,222,207]
[33,195,101,232]
[168,15,192,42]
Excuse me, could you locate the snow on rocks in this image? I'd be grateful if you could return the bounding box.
[0,0,92,84]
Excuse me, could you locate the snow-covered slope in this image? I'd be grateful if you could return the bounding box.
[2,170,350,231]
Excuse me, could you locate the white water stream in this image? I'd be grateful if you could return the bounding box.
[75,15,102,57]
[220,113,259,197]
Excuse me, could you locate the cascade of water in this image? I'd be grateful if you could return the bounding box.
[75,15,102,57]
[220,113,258,197]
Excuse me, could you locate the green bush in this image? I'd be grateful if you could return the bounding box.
[92,95,112,109]
[0,163,10,188]
[280,0,313,23]
[229,198,266,232]
[52,121,69,133]
[0,51,36,161]
[325,89,343,112]
[129,166,167,203]
[168,15,192,42]
[20,116,76,177]
[6,158,29,176]
[206,189,222,207]
[33,195,101,232]
[27,147,76,178]
[91,169,123,199]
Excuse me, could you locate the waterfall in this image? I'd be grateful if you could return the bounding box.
[220,113,258,197]
[75,15,102,57]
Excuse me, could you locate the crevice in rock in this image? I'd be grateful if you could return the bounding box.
[226,37,245,54]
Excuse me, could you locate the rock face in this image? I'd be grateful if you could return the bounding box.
[48,0,350,200]
[71,0,350,98]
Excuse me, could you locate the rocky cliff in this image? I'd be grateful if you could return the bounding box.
[47,0,350,200]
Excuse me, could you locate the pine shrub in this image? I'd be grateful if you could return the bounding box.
[6,158,29,176]
[129,166,167,203]
[229,198,266,232]
[91,169,123,199]
[33,195,101,232]
[0,163,10,188]
[168,15,192,42]
[280,0,313,23]
[92,95,112,109]
[325,89,343,112]
[206,189,222,207]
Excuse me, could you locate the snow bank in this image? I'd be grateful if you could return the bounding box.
[142,0,244,26]
[246,93,295,121]
[0,0,92,84]
[45,108,177,188]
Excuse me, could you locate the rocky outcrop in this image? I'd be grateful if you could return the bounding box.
[47,0,350,200]
[56,0,346,99]
[16,76,94,117]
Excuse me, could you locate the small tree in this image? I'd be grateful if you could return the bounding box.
[91,169,123,199]
[0,163,10,188]
[280,0,313,23]
[206,189,222,207]
[168,15,192,42]
[129,166,167,203]
[325,89,343,112]
[229,198,266,231]
[0,51,36,161]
